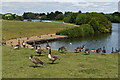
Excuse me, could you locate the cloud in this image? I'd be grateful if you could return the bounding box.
[1,2,118,14]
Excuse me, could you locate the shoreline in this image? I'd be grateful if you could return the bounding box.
[5,33,68,49]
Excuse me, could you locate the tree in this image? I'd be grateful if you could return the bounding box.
[89,18,100,32]
[75,14,90,25]
[40,15,48,20]
[23,12,36,19]
[88,13,112,33]
[69,13,78,23]
[15,16,23,21]
[55,14,64,20]
[78,10,82,13]
[63,12,73,23]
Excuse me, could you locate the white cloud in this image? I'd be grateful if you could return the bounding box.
[1,2,118,14]
[72,2,96,7]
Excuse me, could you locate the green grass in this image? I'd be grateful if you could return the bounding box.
[2,20,74,42]
[2,46,118,78]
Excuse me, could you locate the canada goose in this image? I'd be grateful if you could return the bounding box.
[46,43,51,50]
[114,48,120,54]
[75,47,80,53]
[29,55,43,67]
[101,46,106,55]
[91,49,96,53]
[48,49,60,64]
[58,46,67,53]
[111,47,117,53]
[14,45,20,49]
[96,48,102,53]
[79,45,85,52]
[0,42,6,46]
[84,49,90,55]
[35,48,44,56]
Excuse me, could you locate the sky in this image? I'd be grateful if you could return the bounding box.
[0,0,120,15]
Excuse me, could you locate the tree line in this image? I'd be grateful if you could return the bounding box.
[1,11,120,23]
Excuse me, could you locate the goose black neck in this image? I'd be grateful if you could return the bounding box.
[49,49,51,54]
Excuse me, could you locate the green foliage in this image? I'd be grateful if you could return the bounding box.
[23,12,45,19]
[40,15,48,20]
[55,14,64,20]
[82,24,94,36]
[56,24,94,37]
[89,18,100,32]
[63,12,73,23]
[88,13,112,33]
[61,12,112,37]
[69,13,78,23]
[105,12,120,23]
[75,14,90,25]
[15,16,23,21]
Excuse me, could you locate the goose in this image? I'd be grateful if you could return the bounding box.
[14,45,20,49]
[48,49,60,64]
[30,45,35,50]
[84,49,90,55]
[111,47,117,53]
[30,46,34,50]
[46,43,51,50]
[96,48,102,53]
[91,49,96,53]
[75,47,80,53]
[29,55,43,67]
[58,46,67,53]
[79,45,85,52]
[35,48,44,56]
[114,48,120,54]
[101,46,106,54]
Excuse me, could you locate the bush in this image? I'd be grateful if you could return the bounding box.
[88,13,112,33]
[56,24,94,38]
[75,14,90,25]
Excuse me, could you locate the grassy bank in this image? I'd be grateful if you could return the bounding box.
[2,20,74,42]
[2,46,118,78]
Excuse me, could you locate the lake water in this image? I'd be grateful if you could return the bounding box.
[24,19,64,23]
[37,23,119,53]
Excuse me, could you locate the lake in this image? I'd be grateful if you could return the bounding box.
[24,19,64,23]
[37,23,119,53]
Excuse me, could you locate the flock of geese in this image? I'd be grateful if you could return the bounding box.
[8,42,120,67]
[29,46,60,67]
[27,43,120,67]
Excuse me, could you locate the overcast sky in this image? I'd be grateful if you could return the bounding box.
[0,0,119,15]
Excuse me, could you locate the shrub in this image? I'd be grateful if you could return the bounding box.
[56,24,94,38]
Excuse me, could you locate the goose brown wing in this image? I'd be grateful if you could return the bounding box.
[33,58,43,64]
[52,56,58,59]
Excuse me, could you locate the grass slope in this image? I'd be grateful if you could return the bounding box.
[2,20,74,42]
[2,46,118,78]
